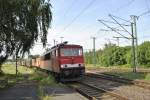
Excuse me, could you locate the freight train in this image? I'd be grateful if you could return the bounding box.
[20,42,85,81]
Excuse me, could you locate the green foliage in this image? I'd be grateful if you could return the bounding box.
[0,64,34,88]
[29,71,57,86]
[38,86,52,100]
[84,41,150,67]
[0,0,52,68]
[138,41,150,67]
[85,43,129,67]
[105,72,150,81]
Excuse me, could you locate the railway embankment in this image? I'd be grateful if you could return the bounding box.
[86,65,150,82]
[72,74,150,100]
[0,64,87,100]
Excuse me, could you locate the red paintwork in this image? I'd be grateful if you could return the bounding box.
[60,56,84,64]
[58,45,84,65]
[30,44,84,73]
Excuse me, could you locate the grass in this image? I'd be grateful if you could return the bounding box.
[29,71,59,86]
[0,64,62,100]
[29,70,64,100]
[38,86,53,100]
[2,64,34,75]
[0,64,66,100]
[86,64,150,81]
[0,64,61,88]
[103,72,150,81]
[0,64,35,88]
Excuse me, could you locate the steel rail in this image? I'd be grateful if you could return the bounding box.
[68,81,128,100]
[86,73,150,90]
[79,81,129,100]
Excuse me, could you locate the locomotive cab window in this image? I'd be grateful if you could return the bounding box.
[60,48,83,56]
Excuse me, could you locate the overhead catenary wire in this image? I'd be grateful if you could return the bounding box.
[138,10,150,17]
[145,0,150,11]
[100,29,127,32]
[61,0,96,33]
[109,14,132,36]
[63,0,79,17]
[110,14,131,23]
[99,19,130,26]
[54,0,79,28]
[114,0,135,12]
[98,19,130,39]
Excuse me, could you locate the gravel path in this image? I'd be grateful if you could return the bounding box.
[42,86,87,100]
[0,81,87,100]
[0,81,39,100]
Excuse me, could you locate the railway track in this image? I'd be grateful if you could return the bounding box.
[86,72,150,90]
[68,73,150,100]
[69,82,128,100]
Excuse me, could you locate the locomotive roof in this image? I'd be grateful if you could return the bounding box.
[42,42,82,56]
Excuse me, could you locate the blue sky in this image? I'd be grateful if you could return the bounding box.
[31,0,150,55]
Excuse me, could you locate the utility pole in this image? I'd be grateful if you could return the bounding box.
[113,36,120,46]
[60,37,64,43]
[131,15,138,72]
[15,52,18,76]
[53,39,56,46]
[131,22,136,72]
[91,37,96,66]
[98,14,139,73]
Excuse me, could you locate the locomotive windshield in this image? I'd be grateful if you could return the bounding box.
[60,48,82,56]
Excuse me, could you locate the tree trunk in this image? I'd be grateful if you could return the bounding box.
[0,64,3,75]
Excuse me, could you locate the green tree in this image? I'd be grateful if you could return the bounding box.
[0,0,52,72]
[124,46,132,66]
[84,51,93,64]
[113,47,127,65]
[98,43,116,66]
[138,41,150,67]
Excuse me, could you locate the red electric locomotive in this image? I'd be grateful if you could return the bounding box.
[39,41,85,81]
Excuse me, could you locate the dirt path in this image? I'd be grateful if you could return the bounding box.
[0,81,39,100]
[42,86,87,100]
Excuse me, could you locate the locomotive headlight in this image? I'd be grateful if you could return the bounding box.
[61,65,64,68]
[61,64,67,68]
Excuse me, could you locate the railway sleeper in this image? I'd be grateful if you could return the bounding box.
[80,82,128,100]
[88,73,150,90]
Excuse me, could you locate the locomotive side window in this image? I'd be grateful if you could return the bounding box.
[60,48,83,56]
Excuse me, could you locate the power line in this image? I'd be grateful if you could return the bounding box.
[54,0,78,27]
[114,0,135,12]
[110,14,131,23]
[99,15,138,72]
[138,10,150,17]
[99,19,130,26]
[100,29,127,32]
[63,0,79,17]
[61,0,96,33]
[109,14,132,36]
[98,19,130,39]
[145,0,150,11]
